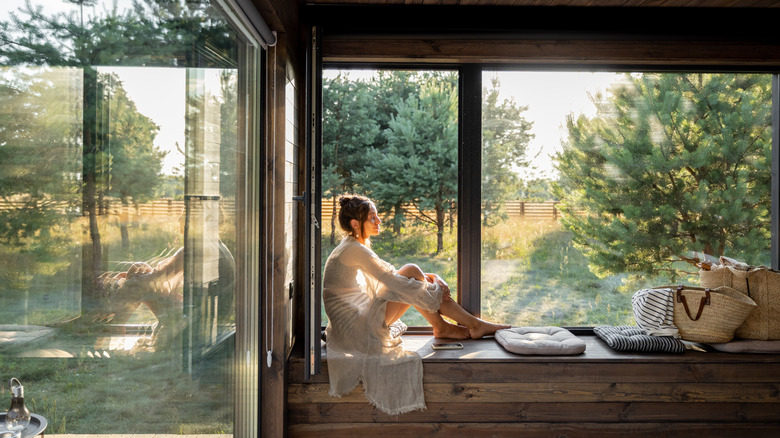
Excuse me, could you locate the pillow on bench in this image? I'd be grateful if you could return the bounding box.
[594,325,685,353]
[495,326,586,355]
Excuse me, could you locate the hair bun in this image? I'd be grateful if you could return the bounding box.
[339,196,353,208]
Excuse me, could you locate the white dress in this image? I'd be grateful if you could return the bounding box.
[323,236,444,415]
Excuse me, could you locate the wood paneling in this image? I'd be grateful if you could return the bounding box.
[261,38,289,438]
[289,422,780,438]
[322,37,780,66]
[287,335,780,437]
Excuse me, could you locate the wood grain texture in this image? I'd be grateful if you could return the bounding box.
[289,401,780,423]
[288,336,780,435]
[289,422,780,438]
[322,37,780,66]
[289,381,780,403]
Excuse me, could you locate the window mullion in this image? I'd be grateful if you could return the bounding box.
[458,64,483,316]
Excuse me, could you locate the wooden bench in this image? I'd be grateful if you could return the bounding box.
[288,334,780,437]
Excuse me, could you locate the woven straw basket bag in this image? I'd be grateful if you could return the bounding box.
[700,263,780,340]
[667,285,757,344]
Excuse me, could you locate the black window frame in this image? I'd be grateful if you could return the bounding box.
[319,62,779,331]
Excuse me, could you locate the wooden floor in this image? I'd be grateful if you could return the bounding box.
[288,334,780,437]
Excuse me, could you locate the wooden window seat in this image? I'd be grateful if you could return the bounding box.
[287,334,780,437]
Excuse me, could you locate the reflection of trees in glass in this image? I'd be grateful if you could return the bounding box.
[0,0,235,310]
[0,67,82,302]
[482,75,534,225]
[0,67,81,245]
[555,73,772,277]
[219,70,238,199]
[102,72,165,249]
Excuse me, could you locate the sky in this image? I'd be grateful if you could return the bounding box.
[101,67,186,175]
[325,69,624,180]
[489,70,623,179]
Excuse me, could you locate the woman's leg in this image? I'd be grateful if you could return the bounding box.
[394,264,509,339]
[385,264,470,339]
[437,300,511,339]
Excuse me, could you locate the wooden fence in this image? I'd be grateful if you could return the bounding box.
[321,199,569,221]
[0,199,235,218]
[2,199,571,221]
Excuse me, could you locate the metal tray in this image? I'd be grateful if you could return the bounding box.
[0,413,47,438]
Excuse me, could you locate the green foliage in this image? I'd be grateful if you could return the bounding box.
[0,0,234,69]
[323,70,536,255]
[482,75,534,224]
[354,72,459,254]
[554,73,772,277]
[0,0,235,284]
[103,72,165,204]
[321,73,381,241]
[0,67,81,245]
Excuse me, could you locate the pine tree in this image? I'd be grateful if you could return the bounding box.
[555,73,772,277]
[360,74,459,254]
[321,74,380,243]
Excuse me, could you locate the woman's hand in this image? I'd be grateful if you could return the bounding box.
[427,273,453,302]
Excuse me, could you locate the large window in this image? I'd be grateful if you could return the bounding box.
[479,71,773,327]
[320,67,775,330]
[321,68,459,327]
[0,0,261,434]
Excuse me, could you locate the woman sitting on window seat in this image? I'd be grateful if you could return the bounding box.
[322,194,509,415]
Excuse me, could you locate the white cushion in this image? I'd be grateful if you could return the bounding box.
[495,326,586,355]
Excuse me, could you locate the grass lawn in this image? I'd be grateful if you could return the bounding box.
[0,214,233,434]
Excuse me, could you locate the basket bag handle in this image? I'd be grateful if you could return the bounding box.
[675,285,711,321]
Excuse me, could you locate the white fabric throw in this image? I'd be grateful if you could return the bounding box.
[323,236,443,415]
[631,288,679,337]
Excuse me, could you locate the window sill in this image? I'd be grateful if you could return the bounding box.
[313,333,780,364]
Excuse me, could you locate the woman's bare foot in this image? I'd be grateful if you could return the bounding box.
[469,321,511,339]
[433,322,470,340]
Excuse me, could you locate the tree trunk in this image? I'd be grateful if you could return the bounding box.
[81,67,104,315]
[393,202,403,235]
[448,202,454,234]
[435,205,445,255]
[120,197,130,250]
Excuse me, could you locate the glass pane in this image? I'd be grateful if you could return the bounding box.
[321,69,459,327]
[480,71,772,327]
[0,0,244,434]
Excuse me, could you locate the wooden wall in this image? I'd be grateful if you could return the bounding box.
[287,337,780,437]
[277,3,780,437]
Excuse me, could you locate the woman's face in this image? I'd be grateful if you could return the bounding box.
[362,205,381,238]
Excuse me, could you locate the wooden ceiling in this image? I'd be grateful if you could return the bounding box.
[304,0,780,7]
[304,0,780,66]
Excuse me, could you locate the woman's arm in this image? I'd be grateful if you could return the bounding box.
[346,245,444,312]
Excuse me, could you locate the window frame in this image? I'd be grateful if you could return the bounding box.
[319,62,779,329]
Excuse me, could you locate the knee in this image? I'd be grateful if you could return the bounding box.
[397,263,425,281]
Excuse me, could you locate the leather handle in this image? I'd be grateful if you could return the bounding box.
[676,285,711,321]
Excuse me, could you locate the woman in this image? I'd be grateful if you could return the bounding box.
[322,194,508,415]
